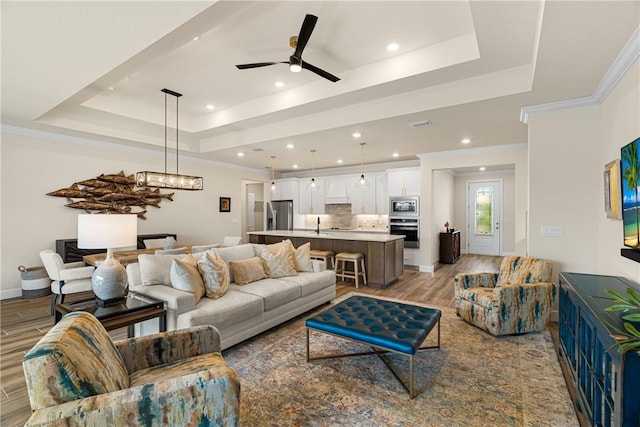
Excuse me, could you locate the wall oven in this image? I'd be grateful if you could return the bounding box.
[390,197,419,217]
[389,217,419,248]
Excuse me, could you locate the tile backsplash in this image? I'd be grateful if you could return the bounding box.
[303,204,389,230]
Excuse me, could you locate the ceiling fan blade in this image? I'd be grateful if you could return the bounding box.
[302,61,340,82]
[293,14,318,58]
[235,62,282,69]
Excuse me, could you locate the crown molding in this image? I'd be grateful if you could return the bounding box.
[417,143,527,160]
[0,124,267,174]
[520,25,640,124]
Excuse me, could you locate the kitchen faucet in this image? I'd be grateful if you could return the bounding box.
[316,217,320,234]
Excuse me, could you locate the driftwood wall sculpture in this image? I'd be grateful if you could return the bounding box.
[47,171,174,220]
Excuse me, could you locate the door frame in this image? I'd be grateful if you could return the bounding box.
[466,179,503,256]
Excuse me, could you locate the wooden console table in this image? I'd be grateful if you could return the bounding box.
[83,248,160,266]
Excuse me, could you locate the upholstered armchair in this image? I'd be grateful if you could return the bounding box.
[23,311,240,426]
[454,256,555,336]
[39,249,95,314]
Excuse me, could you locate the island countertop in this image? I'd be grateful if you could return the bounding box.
[247,230,404,289]
[247,230,403,243]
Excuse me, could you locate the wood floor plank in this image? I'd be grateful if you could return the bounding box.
[0,254,505,425]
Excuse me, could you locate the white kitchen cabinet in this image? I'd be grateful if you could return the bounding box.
[271,178,299,201]
[387,168,420,196]
[299,177,325,214]
[348,175,376,214]
[375,173,388,214]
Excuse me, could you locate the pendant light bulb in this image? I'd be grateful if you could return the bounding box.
[356,142,370,188]
[306,149,319,190]
[270,156,277,192]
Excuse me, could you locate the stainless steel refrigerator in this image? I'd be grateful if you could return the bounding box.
[267,200,294,230]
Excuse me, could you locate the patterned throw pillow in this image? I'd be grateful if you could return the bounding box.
[261,243,298,278]
[170,255,205,303]
[229,257,267,285]
[197,250,230,299]
[290,241,314,272]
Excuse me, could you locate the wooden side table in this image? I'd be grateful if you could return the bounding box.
[439,231,461,264]
[54,294,166,338]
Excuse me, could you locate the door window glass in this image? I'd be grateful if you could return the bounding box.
[475,187,493,236]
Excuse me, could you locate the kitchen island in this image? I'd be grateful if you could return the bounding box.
[247,230,404,289]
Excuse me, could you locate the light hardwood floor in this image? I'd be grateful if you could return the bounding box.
[1,254,502,425]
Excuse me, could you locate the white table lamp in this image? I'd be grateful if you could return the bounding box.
[78,214,137,302]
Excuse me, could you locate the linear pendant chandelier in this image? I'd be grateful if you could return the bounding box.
[136,88,203,190]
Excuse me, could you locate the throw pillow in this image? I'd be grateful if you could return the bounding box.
[261,243,298,278]
[290,241,314,272]
[229,257,267,285]
[197,251,230,299]
[170,255,205,303]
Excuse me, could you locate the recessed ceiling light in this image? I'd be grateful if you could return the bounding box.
[192,36,200,41]
[337,159,344,164]
[461,138,471,144]
[206,104,215,110]
[479,167,486,171]
[107,86,115,91]
[275,81,285,88]
[286,143,294,149]
[392,152,399,158]
[387,43,399,52]
[352,132,361,138]
[237,152,244,157]
[293,164,298,169]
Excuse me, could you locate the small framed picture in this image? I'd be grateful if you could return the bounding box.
[604,160,621,219]
[219,197,231,213]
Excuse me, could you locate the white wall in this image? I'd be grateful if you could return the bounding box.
[454,170,516,255]
[418,144,528,270]
[0,129,269,298]
[432,169,455,263]
[527,59,640,283]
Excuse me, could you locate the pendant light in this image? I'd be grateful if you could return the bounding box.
[355,142,370,188]
[270,156,277,192]
[306,149,320,190]
[136,89,203,190]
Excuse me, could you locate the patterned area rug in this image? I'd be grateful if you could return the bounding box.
[222,293,577,426]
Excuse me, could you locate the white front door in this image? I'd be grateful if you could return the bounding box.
[467,180,502,256]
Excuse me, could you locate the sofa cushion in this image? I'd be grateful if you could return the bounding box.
[229,257,267,285]
[197,251,230,299]
[22,312,129,410]
[291,241,314,272]
[230,278,302,311]
[260,244,297,278]
[139,253,205,287]
[280,270,336,297]
[170,255,205,304]
[177,289,264,330]
[214,244,257,283]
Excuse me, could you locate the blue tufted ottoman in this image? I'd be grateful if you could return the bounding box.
[305,295,441,398]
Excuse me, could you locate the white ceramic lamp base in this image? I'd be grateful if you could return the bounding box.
[91,249,128,302]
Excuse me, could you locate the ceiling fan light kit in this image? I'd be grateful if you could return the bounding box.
[236,14,340,82]
[136,89,203,191]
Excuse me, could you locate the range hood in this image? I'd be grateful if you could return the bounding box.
[324,177,349,204]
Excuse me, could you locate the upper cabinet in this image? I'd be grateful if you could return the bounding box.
[387,168,420,196]
[347,172,388,215]
[299,177,325,214]
[271,178,299,201]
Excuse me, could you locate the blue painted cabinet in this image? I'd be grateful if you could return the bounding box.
[559,273,640,427]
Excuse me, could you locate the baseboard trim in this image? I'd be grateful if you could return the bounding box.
[1,288,23,300]
[419,265,435,274]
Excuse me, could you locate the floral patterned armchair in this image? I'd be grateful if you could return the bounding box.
[454,256,556,336]
[22,311,239,426]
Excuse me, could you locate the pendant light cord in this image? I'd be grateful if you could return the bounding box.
[164,92,168,175]
[176,95,179,175]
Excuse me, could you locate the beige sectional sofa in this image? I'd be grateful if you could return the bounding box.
[126,243,336,350]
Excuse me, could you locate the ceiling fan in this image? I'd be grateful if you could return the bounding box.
[235,14,340,83]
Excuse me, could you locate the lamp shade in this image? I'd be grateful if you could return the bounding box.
[78,214,137,249]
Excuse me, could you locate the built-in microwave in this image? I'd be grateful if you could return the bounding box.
[389,197,419,216]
